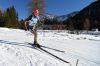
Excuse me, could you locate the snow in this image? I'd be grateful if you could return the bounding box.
[0,27,100,66]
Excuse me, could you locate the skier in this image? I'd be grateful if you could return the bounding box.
[24,8,40,47]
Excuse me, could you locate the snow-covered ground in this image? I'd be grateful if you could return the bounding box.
[0,27,100,66]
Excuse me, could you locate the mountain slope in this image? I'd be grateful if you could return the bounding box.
[73,1,100,21]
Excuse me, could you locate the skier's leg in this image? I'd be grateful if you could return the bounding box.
[33,29,37,43]
[32,26,40,48]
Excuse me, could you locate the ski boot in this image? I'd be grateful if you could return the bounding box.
[33,41,41,48]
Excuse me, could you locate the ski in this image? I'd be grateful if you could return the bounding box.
[28,43,65,53]
[29,44,71,66]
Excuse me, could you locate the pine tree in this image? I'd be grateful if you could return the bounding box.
[83,18,90,33]
[68,19,75,31]
[0,9,2,16]
[3,6,19,28]
[0,9,5,27]
[3,8,11,27]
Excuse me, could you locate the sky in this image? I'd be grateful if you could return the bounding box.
[0,0,96,20]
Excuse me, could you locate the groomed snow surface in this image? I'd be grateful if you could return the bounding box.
[0,27,100,66]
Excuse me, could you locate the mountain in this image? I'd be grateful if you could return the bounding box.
[55,15,68,22]
[53,11,78,22]
[70,0,100,30]
[41,13,56,20]
[40,13,56,20]
[73,0,100,21]
[41,11,78,22]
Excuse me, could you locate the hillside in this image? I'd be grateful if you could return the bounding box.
[71,0,100,30]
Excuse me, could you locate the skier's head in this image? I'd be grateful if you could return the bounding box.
[32,8,40,16]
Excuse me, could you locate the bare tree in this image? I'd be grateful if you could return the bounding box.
[27,0,45,15]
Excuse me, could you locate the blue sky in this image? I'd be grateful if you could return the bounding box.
[0,0,95,20]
